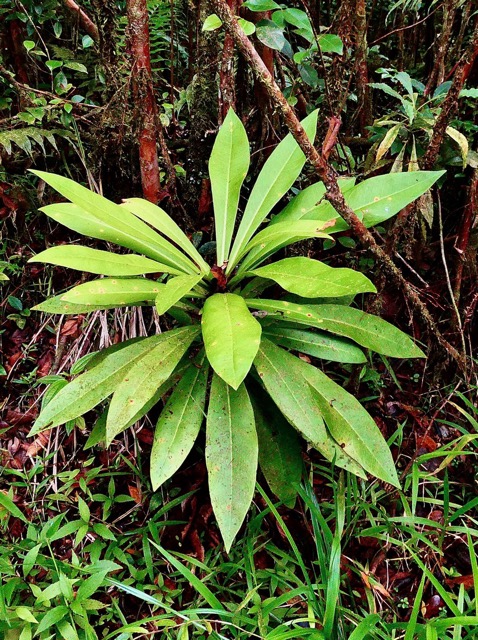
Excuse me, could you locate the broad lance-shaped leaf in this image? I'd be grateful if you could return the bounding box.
[61,278,162,306]
[264,326,366,363]
[209,108,250,266]
[29,245,171,276]
[155,274,203,316]
[250,257,376,297]
[247,300,425,358]
[120,198,210,273]
[249,384,302,507]
[254,339,366,476]
[202,293,262,389]
[206,374,258,552]
[106,326,200,443]
[233,220,332,279]
[151,354,209,490]
[30,335,163,434]
[302,364,400,487]
[226,110,319,273]
[32,294,122,314]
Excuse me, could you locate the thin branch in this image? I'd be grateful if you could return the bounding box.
[63,0,99,42]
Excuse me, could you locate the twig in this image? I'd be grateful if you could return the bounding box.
[62,0,99,42]
[210,0,467,371]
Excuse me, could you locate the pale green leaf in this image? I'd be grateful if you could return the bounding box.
[446,126,469,168]
[303,364,400,487]
[254,339,366,475]
[227,110,319,272]
[202,13,222,31]
[201,293,261,389]
[264,325,366,363]
[29,245,170,276]
[120,198,210,273]
[250,257,376,297]
[250,385,302,507]
[32,293,122,314]
[106,326,200,443]
[0,491,28,523]
[30,335,164,433]
[151,355,209,490]
[155,274,203,315]
[36,606,69,635]
[247,300,425,358]
[238,18,255,35]
[318,34,343,54]
[376,124,402,163]
[61,277,162,306]
[15,607,38,624]
[210,108,250,266]
[206,375,258,552]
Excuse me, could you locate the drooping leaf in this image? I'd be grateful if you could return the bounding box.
[209,108,250,267]
[376,124,402,163]
[249,384,302,507]
[30,335,163,434]
[201,293,261,389]
[206,374,258,552]
[227,110,319,272]
[155,274,203,315]
[29,245,170,276]
[250,257,376,297]
[32,294,121,314]
[303,364,400,487]
[61,278,162,307]
[247,300,425,358]
[264,325,366,363]
[234,220,332,277]
[254,339,366,475]
[151,355,209,490]
[445,126,469,168]
[120,198,210,273]
[0,491,28,523]
[106,326,200,443]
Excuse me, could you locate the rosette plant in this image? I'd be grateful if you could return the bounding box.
[29,109,443,550]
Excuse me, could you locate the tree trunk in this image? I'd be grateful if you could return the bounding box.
[126,0,161,203]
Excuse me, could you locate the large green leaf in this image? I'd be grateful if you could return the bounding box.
[233,220,332,278]
[201,293,262,389]
[209,108,250,266]
[30,335,162,433]
[303,364,400,487]
[61,278,162,307]
[247,300,425,358]
[227,110,319,273]
[106,326,200,443]
[29,245,170,276]
[264,326,366,363]
[120,198,210,273]
[155,274,203,315]
[254,339,366,475]
[37,192,197,275]
[206,374,258,552]
[32,294,121,314]
[151,355,209,490]
[250,257,376,297]
[249,384,302,507]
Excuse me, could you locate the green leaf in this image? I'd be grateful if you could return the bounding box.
[64,61,88,73]
[256,19,288,51]
[36,606,69,635]
[303,365,400,487]
[459,88,478,99]
[105,327,199,443]
[30,335,164,433]
[155,274,203,315]
[235,220,332,276]
[250,257,376,297]
[247,300,425,358]
[23,543,41,577]
[33,170,198,273]
[243,0,281,10]
[238,18,256,35]
[29,245,171,276]
[376,124,402,163]
[32,293,121,315]
[446,126,469,168]
[249,385,302,507]
[151,356,209,490]
[0,491,28,523]
[76,571,108,603]
[15,607,38,624]
[202,13,222,31]
[227,110,319,273]
[264,326,366,363]
[254,340,366,475]
[206,375,258,552]
[209,108,250,266]
[56,620,79,640]
[201,293,261,389]
[61,278,162,307]
[318,34,343,54]
[120,198,210,273]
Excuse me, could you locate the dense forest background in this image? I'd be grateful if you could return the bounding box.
[0,0,477,638]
